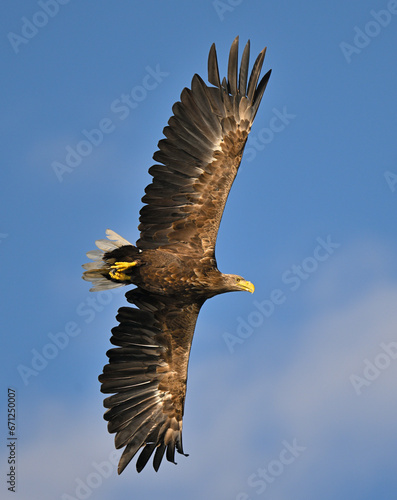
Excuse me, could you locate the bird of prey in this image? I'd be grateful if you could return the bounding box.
[82,36,271,473]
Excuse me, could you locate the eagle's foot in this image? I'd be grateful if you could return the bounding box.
[108,270,128,281]
[109,261,137,281]
[110,261,137,272]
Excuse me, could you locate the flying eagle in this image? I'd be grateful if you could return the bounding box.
[82,36,271,473]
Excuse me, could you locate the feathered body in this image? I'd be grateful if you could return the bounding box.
[82,37,271,473]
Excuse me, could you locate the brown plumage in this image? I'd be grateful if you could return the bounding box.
[82,36,271,473]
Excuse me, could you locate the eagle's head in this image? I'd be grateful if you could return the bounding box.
[221,273,255,294]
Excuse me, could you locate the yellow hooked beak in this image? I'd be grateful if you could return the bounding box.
[239,279,255,294]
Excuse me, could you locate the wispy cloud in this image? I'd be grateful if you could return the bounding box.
[5,240,397,500]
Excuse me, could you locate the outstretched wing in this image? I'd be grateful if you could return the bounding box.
[137,36,271,258]
[99,288,203,473]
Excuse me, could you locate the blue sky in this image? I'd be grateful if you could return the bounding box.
[1,1,397,499]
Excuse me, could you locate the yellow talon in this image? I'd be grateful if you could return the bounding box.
[110,261,137,272]
[109,270,131,281]
[109,261,137,281]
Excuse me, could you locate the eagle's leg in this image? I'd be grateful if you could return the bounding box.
[82,229,143,291]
